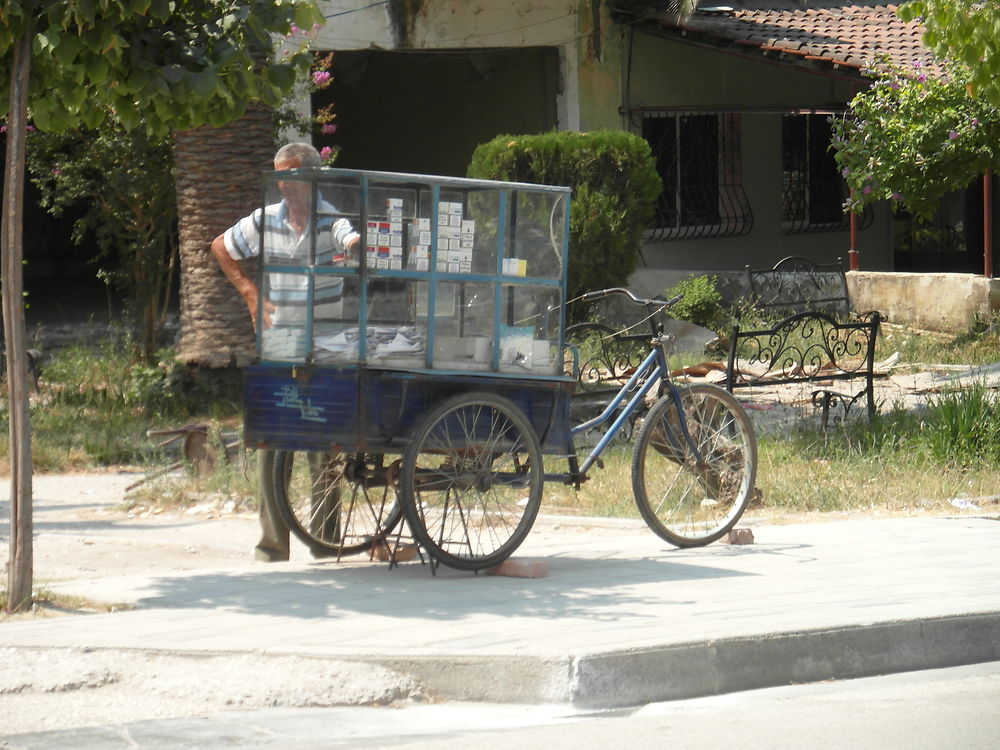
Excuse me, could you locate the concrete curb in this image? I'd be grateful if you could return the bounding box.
[379,611,1000,707]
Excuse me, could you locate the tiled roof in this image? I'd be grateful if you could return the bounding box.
[613,2,942,78]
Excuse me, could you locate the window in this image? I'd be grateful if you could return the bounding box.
[641,113,752,241]
[782,114,871,233]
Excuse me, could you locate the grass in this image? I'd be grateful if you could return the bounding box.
[0,584,132,619]
[877,319,1000,366]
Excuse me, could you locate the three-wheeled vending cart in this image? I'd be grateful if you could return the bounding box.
[242,167,575,571]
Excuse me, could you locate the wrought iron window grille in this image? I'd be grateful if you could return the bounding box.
[640,112,753,241]
[781,114,873,235]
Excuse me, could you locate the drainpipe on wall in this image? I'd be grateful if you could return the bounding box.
[848,192,859,271]
[984,169,993,278]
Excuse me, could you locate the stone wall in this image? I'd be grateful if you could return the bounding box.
[627,267,1000,334]
[848,272,1000,333]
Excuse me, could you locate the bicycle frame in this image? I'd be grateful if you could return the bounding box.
[566,333,703,481]
[570,345,664,475]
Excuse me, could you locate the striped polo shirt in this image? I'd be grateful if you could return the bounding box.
[223,199,359,325]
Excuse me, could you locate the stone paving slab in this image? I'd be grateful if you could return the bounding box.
[3,512,999,706]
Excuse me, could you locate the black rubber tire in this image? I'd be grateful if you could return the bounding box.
[400,392,544,571]
[631,384,757,547]
[273,450,403,557]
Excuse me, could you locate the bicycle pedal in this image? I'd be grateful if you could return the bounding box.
[594,457,604,470]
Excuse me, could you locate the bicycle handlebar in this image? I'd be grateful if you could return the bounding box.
[578,287,682,309]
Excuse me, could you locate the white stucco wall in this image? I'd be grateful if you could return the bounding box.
[314,1,591,131]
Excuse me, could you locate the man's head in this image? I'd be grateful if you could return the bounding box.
[273,143,320,210]
[274,142,321,171]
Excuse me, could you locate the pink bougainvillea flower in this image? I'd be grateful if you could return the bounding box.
[321,124,338,135]
[312,71,332,85]
[948,130,958,140]
[841,167,850,177]
[891,192,903,200]
[971,118,979,127]
[320,146,334,160]
[862,185,872,195]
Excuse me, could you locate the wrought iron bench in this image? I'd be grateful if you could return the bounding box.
[725,310,882,426]
[745,255,850,317]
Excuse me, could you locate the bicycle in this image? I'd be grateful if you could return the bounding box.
[559,287,758,547]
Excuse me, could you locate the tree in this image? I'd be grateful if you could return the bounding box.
[0,0,324,613]
[898,1,1000,106]
[27,126,177,360]
[830,59,1000,222]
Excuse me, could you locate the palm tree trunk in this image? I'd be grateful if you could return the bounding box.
[173,104,274,367]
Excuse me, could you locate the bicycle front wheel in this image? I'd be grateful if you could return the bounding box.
[632,384,757,547]
[401,392,543,571]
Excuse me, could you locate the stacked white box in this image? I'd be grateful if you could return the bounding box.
[409,200,473,273]
[366,198,406,270]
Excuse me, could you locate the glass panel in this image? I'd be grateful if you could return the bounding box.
[499,284,560,374]
[461,188,501,275]
[366,181,420,271]
[364,278,424,368]
[417,280,497,371]
[508,190,566,280]
[314,176,363,268]
[313,276,361,365]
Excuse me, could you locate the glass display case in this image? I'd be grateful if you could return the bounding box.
[255,167,571,378]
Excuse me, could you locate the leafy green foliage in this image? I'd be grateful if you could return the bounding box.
[664,275,724,330]
[0,341,242,470]
[0,0,325,135]
[899,0,1000,106]
[26,126,176,359]
[467,130,661,306]
[830,58,1000,221]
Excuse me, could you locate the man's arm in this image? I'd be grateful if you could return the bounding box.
[210,233,274,330]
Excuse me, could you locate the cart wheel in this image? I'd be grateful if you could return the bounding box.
[401,392,543,571]
[273,450,403,557]
[632,384,757,547]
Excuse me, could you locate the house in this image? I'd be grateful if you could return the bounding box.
[311,0,998,300]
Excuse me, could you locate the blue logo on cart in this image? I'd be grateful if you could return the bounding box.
[274,385,326,423]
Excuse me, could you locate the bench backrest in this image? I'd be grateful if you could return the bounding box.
[746,255,849,316]
[725,310,881,417]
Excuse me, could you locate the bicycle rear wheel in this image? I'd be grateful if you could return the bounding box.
[273,450,403,557]
[631,384,757,547]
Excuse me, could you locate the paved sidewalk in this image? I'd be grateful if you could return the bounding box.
[2,475,999,708]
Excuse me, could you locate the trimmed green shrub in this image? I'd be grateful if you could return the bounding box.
[467,130,661,311]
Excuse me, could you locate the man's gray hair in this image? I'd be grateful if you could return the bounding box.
[274,142,321,168]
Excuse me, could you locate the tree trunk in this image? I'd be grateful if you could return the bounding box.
[173,105,274,367]
[2,33,33,614]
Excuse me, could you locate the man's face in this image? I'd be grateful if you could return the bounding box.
[274,157,310,211]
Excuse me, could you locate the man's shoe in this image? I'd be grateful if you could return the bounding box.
[254,548,289,562]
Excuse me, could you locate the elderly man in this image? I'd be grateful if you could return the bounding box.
[210,142,358,562]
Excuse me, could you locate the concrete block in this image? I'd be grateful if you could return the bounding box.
[725,527,755,545]
[486,559,548,578]
[371,542,419,564]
